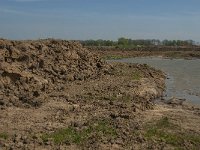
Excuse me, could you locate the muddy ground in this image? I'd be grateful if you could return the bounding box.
[0,39,200,150]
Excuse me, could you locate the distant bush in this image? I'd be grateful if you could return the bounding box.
[81,38,196,47]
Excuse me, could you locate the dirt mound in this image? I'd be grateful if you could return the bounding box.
[0,39,111,107]
[0,40,170,149]
[1,40,200,149]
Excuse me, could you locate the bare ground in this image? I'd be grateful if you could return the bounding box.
[0,39,200,150]
[0,63,199,150]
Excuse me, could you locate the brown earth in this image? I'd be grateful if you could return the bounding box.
[0,39,200,150]
[87,46,200,59]
[0,39,110,108]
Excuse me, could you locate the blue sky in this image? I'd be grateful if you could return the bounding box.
[0,0,200,41]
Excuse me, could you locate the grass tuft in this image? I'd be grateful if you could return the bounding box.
[41,120,116,145]
[42,127,90,144]
[132,71,141,80]
[0,132,8,140]
[144,117,200,148]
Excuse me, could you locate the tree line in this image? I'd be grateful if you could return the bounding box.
[81,37,196,47]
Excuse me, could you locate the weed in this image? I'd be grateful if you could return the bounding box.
[94,120,117,137]
[144,117,200,148]
[101,94,118,101]
[42,127,92,144]
[156,116,171,128]
[122,95,132,103]
[41,120,117,145]
[0,132,8,140]
[132,71,141,80]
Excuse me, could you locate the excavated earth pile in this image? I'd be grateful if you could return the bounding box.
[0,39,110,108]
[0,39,175,150]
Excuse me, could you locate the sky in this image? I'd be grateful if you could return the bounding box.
[0,0,200,41]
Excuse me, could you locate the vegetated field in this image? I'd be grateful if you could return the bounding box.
[0,39,200,149]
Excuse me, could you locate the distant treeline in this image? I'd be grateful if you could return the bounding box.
[81,37,197,47]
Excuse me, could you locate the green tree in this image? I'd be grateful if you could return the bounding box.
[118,37,129,45]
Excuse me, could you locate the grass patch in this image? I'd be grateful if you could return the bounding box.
[94,120,117,138]
[41,120,117,145]
[42,127,90,144]
[144,117,200,149]
[132,71,141,80]
[155,116,171,128]
[121,95,132,103]
[145,128,181,146]
[0,132,8,140]
[110,96,117,101]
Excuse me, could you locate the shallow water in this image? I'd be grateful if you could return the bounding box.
[110,57,200,104]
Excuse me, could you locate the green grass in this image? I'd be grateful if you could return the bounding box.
[145,128,181,146]
[41,120,117,145]
[132,71,141,80]
[42,127,91,144]
[0,132,8,140]
[94,120,117,137]
[144,117,200,149]
[155,116,171,128]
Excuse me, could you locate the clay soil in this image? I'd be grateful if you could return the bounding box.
[0,39,200,150]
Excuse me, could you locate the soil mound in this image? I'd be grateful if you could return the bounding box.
[0,39,111,107]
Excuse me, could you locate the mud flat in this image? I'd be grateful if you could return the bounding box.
[0,39,200,149]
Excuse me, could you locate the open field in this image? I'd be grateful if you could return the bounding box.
[87,46,200,60]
